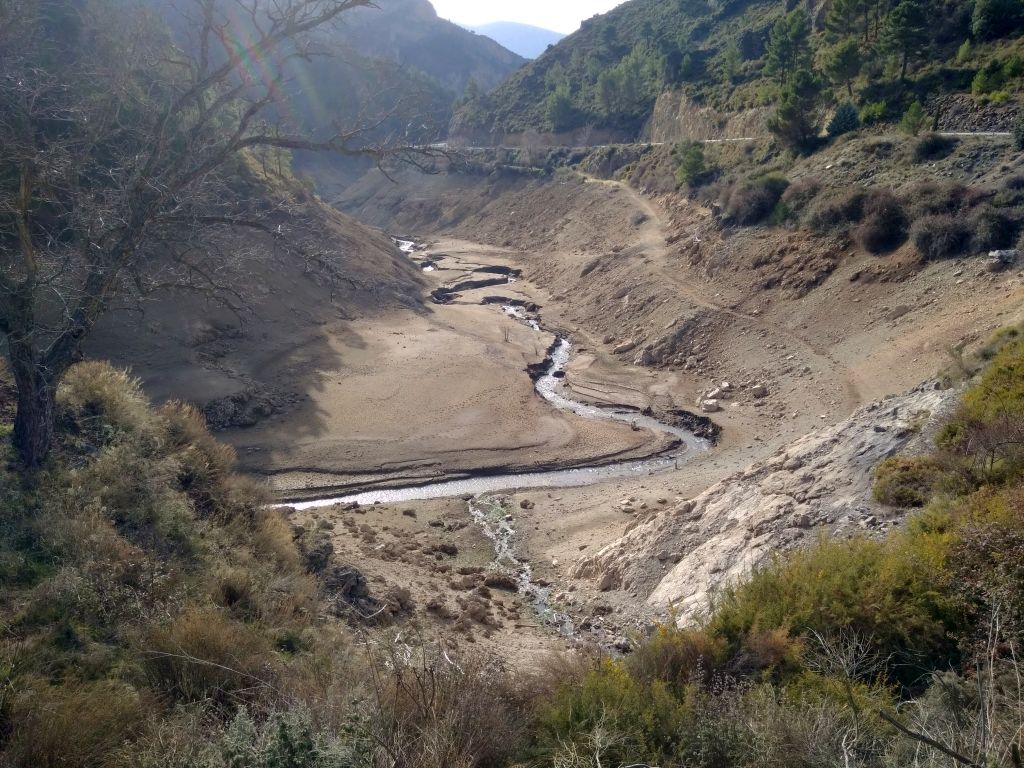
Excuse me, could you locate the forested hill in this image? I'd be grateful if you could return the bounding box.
[451,0,1024,142]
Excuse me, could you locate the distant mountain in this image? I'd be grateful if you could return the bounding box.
[469,22,565,60]
[340,0,527,95]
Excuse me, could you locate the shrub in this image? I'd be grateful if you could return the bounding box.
[706,533,966,688]
[827,101,860,137]
[806,189,866,233]
[852,189,907,252]
[675,141,709,187]
[144,608,277,706]
[6,678,147,768]
[873,456,944,507]
[970,206,1018,251]
[902,180,968,220]
[1014,114,1024,151]
[900,101,929,136]
[723,175,790,225]
[910,214,972,260]
[534,659,687,766]
[57,362,160,447]
[859,101,888,125]
[912,133,958,162]
[779,176,821,215]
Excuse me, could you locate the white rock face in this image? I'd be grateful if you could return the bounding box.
[571,381,957,625]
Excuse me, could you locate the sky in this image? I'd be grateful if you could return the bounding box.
[429,0,627,34]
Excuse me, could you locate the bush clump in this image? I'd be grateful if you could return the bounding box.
[806,189,866,233]
[852,189,907,253]
[970,205,1019,251]
[722,175,791,225]
[912,133,958,162]
[873,456,945,507]
[910,214,973,260]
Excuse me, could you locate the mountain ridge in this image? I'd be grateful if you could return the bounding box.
[468,21,565,59]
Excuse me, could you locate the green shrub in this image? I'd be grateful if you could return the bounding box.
[874,456,944,507]
[910,214,972,260]
[1014,114,1024,151]
[675,140,710,187]
[706,533,965,687]
[723,175,791,225]
[900,101,929,136]
[853,189,907,252]
[859,100,888,125]
[912,133,958,162]
[534,660,687,766]
[827,101,860,137]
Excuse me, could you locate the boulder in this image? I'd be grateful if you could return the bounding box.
[751,383,769,399]
[614,340,638,354]
[700,399,722,413]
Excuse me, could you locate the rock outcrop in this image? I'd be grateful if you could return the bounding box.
[571,381,958,624]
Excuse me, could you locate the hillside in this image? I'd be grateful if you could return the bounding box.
[340,0,526,95]
[469,22,566,59]
[451,0,1024,143]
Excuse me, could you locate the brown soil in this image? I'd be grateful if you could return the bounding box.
[88,134,1024,659]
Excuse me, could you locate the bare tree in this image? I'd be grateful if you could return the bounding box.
[0,0,435,467]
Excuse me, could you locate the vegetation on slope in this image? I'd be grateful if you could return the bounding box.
[4,337,1024,766]
[454,0,1024,141]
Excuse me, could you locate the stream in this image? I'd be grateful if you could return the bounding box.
[290,332,707,510]
[289,239,712,638]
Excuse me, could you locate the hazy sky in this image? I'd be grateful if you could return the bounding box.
[430,0,626,33]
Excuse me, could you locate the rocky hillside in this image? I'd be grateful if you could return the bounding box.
[572,380,958,622]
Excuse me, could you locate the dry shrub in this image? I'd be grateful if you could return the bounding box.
[902,180,969,220]
[58,362,161,446]
[806,188,866,233]
[161,401,241,517]
[970,205,1018,251]
[144,607,277,706]
[212,566,258,616]
[252,508,303,571]
[852,189,907,253]
[722,175,790,225]
[367,644,529,768]
[779,176,821,213]
[626,625,726,689]
[6,678,147,768]
[910,214,972,260]
[912,133,958,162]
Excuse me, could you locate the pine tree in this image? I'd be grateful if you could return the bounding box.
[765,8,812,83]
[883,0,928,81]
[768,69,824,151]
[828,101,861,136]
[822,38,863,97]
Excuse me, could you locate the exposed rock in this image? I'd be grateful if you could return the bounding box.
[613,340,638,354]
[484,572,519,591]
[571,381,958,624]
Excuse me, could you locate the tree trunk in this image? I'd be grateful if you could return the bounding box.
[10,346,57,468]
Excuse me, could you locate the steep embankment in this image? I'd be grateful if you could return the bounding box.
[85,166,426,438]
